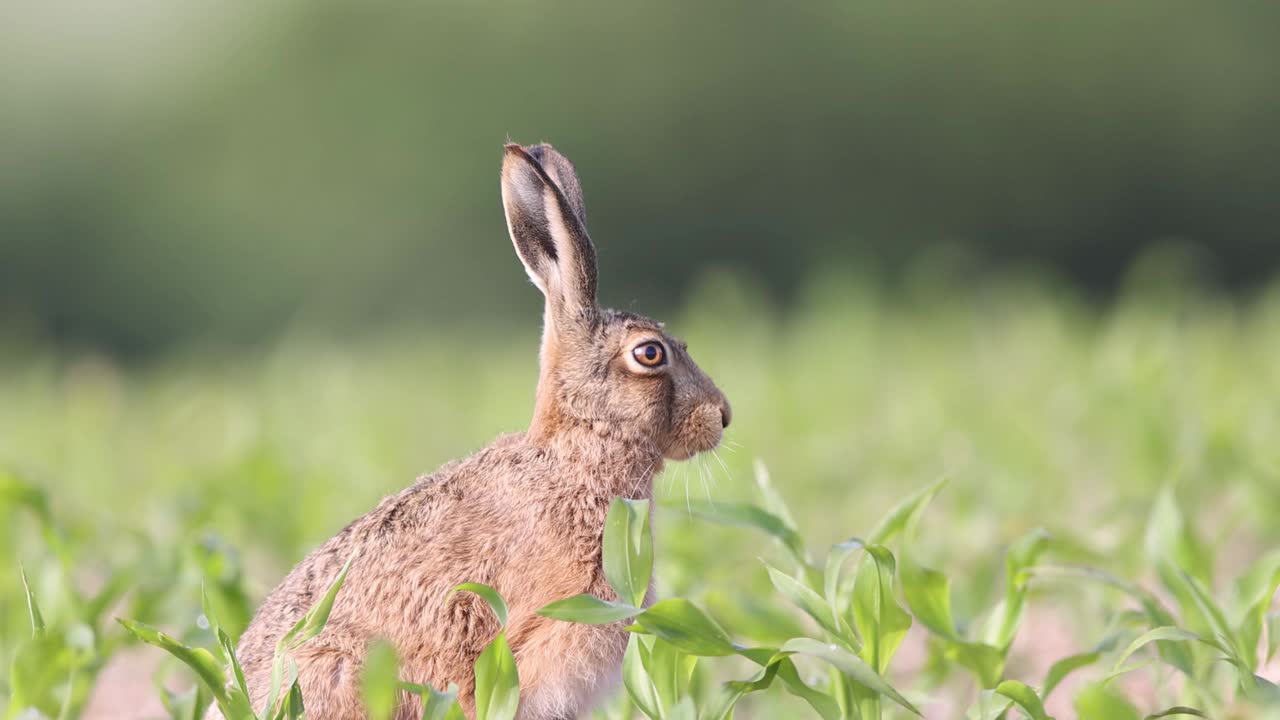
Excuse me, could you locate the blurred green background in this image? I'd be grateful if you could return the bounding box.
[4,2,1280,716]
[3,0,1278,354]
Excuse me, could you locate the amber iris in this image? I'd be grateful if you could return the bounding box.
[632,341,666,367]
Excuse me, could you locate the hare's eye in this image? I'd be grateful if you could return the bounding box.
[632,341,666,368]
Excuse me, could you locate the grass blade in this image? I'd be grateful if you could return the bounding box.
[633,599,737,657]
[473,632,519,720]
[603,497,653,608]
[452,582,509,628]
[775,637,921,716]
[537,594,640,624]
[994,679,1052,720]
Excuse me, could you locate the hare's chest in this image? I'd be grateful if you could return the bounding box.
[515,617,629,720]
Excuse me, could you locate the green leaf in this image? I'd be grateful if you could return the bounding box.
[217,628,249,706]
[400,681,465,720]
[1144,708,1208,719]
[451,582,509,628]
[951,641,1006,690]
[680,500,808,569]
[85,571,131,628]
[852,545,912,673]
[753,460,798,528]
[622,635,661,720]
[773,658,842,720]
[361,639,400,720]
[824,537,865,622]
[1043,650,1101,699]
[1032,566,1195,675]
[473,632,519,720]
[20,565,46,638]
[160,684,211,720]
[1268,613,1280,662]
[1144,486,1211,585]
[8,631,72,718]
[633,599,738,657]
[752,461,807,562]
[278,551,357,653]
[1073,683,1136,720]
[1,469,71,567]
[775,637,921,716]
[0,469,52,526]
[668,697,698,720]
[868,477,948,545]
[702,661,779,720]
[900,558,957,640]
[271,679,306,720]
[763,561,848,642]
[603,497,654,608]
[1244,674,1280,703]
[537,594,639,625]
[1110,626,1205,674]
[983,528,1050,651]
[266,656,286,720]
[965,689,1014,720]
[646,638,697,713]
[995,680,1052,720]
[118,618,254,719]
[204,587,250,702]
[899,548,1005,686]
[267,551,358,717]
[1233,548,1280,670]
[1167,569,1245,665]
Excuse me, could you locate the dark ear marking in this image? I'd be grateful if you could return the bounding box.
[523,143,587,227]
[500,143,599,314]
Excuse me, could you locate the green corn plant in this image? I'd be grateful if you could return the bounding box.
[538,495,921,719]
[450,582,519,720]
[6,566,92,720]
[679,473,932,719]
[119,549,357,720]
[681,470,1224,720]
[359,582,514,720]
[1022,487,1278,717]
[16,464,1274,719]
[399,679,466,720]
[3,471,145,720]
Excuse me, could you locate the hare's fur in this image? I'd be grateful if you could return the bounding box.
[222,144,730,719]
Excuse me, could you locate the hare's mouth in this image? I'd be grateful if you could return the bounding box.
[663,405,725,461]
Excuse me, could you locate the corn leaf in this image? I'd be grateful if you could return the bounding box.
[537,594,639,625]
[603,497,653,609]
[473,632,519,720]
[633,599,738,657]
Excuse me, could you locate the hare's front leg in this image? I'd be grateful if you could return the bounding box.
[507,614,629,720]
[284,638,372,718]
[268,633,422,720]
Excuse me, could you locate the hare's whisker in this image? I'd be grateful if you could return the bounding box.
[630,459,656,497]
[683,463,693,517]
[705,455,725,496]
[698,458,714,505]
[711,448,732,480]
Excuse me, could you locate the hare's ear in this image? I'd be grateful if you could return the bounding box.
[501,143,598,322]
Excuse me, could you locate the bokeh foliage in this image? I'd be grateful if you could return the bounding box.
[3,274,1280,714]
[3,0,1279,352]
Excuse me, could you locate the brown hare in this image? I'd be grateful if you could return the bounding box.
[221,143,731,719]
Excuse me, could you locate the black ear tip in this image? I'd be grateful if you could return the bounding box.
[524,144,554,162]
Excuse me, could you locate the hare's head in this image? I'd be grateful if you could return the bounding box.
[501,143,730,461]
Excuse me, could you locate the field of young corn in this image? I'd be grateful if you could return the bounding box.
[4,274,1280,719]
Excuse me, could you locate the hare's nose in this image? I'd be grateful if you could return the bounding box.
[719,401,732,429]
